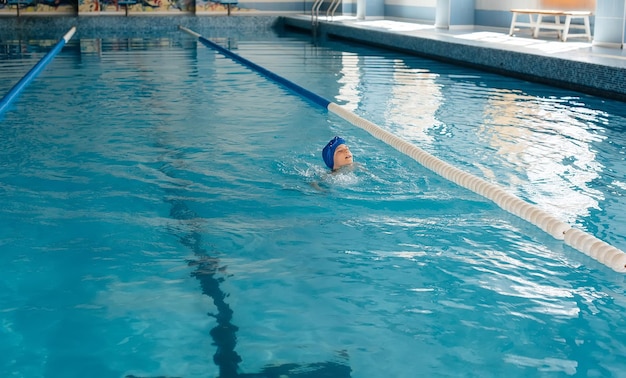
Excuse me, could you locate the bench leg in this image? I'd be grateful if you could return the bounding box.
[583,16,591,41]
[510,12,538,37]
[509,12,518,36]
[533,14,541,38]
[555,15,563,40]
[529,14,537,37]
[561,15,571,41]
[563,16,592,42]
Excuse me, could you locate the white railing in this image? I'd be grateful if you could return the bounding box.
[312,0,340,25]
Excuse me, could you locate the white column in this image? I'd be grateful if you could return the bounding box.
[356,0,366,20]
[435,0,450,29]
[593,0,625,48]
[623,0,626,47]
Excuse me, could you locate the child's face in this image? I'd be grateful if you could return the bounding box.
[333,144,353,170]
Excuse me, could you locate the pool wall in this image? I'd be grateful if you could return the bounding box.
[0,15,281,39]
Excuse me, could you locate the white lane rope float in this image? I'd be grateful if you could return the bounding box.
[179,26,626,273]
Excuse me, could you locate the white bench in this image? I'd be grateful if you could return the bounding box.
[509,9,592,42]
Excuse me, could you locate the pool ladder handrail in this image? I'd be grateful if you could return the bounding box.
[311,0,340,25]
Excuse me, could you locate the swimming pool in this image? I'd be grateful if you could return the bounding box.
[1,27,626,377]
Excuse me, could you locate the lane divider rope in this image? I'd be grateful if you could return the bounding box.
[179,26,626,273]
[0,26,77,117]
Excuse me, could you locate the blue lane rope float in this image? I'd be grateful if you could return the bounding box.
[178,26,626,273]
[178,26,330,109]
[0,26,77,117]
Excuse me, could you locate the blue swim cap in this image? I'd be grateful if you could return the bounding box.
[322,136,346,169]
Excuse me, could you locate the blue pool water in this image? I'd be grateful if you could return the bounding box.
[1,29,626,377]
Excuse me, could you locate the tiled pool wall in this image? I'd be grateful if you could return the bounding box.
[0,15,281,39]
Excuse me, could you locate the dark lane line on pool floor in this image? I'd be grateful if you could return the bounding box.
[127,144,352,377]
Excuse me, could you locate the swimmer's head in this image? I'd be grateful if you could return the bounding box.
[322,136,353,171]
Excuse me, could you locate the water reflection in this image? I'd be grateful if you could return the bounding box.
[387,62,441,146]
[481,91,605,223]
[336,53,442,147]
[336,52,360,112]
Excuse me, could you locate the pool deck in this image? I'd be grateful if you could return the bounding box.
[281,15,626,102]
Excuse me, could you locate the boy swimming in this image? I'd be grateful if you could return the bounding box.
[322,136,354,172]
[309,136,356,191]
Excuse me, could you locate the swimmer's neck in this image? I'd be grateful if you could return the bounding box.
[332,163,355,174]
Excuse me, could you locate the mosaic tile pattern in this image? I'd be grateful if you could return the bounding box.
[0,15,281,39]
